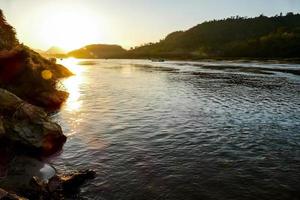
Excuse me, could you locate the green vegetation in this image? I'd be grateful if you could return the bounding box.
[129,13,300,59]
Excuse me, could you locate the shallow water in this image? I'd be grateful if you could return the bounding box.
[52,59,300,200]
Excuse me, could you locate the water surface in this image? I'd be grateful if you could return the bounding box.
[52,59,300,200]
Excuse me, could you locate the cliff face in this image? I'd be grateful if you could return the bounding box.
[0,9,73,109]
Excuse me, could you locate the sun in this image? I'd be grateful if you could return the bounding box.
[39,7,104,51]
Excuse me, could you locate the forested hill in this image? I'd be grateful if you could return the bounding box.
[68,44,127,58]
[129,13,300,59]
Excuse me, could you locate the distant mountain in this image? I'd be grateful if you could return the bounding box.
[129,13,300,59]
[46,46,66,55]
[68,44,126,58]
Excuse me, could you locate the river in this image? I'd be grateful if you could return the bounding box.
[51,59,300,200]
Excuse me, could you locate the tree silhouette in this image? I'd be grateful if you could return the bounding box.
[0,10,18,50]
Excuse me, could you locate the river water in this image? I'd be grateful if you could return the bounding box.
[51,59,300,200]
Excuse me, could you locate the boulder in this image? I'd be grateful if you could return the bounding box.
[23,169,96,199]
[0,116,4,137]
[6,119,66,154]
[0,89,22,112]
[57,169,96,192]
[47,169,96,195]
[0,188,28,200]
[0,89,66,155]
[0,156,96,199]
[33,90,69,109]
[0,156,56,191]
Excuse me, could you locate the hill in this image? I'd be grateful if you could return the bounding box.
[129,13,300,59]
[68,44,127,58]
[46,46,66,55]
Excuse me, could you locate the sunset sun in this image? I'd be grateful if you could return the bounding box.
[39,8,104,51]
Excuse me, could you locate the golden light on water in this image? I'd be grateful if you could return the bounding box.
[59,58,86,111]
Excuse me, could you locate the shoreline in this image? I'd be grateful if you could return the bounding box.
[50,55,300,64]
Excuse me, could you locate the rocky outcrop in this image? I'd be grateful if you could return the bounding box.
[1,9,73,110]
[0,10,94,200]
[33,90,69,110]
[0,116,4,137]
[0,88,22,112]
[0,47,73,110]
[28,169,96,199]
[0,188,28,200]
[0,89,66,155]
[0,156,96,200]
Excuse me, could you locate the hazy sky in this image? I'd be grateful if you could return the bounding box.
[1,0,300,50]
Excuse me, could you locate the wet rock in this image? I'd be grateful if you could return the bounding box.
[59,170,96,192]
[46,170,96,194]
[6,118,66,155]
[0,89,66,155]
[22,170,96,199]
[0,156,56,191]
[0,156,96,199]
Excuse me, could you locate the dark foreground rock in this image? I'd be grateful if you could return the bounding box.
[0,89,66,155]
[25,170,96,200]
[0,10,94,199]
[0,188,28,200]
[34,169,96,199]
[0,156,96,200]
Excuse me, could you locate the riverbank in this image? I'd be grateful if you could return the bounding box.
[0,62,95,199]
[0,14,95,197]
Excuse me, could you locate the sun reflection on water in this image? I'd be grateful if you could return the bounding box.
[59,58,86,112]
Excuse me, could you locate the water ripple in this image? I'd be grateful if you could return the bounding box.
[52,59,300,200]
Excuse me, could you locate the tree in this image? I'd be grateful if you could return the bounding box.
[0,9,19,50]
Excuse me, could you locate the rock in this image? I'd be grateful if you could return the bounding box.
[60,170,96,192]
[0,89,66,155]
[0,140,15,178]
[6,117,66,155]
[0,188,28,200]
[0,157,96,200]
[0,116,5,137]
[0,156,56,191]
[34,90,69,109]
[47,170,96,193]
[12,103,47,122]
[0,89,22,112]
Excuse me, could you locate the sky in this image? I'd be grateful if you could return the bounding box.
[0,0,300,51]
